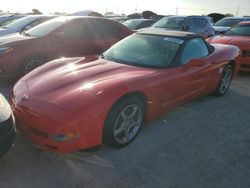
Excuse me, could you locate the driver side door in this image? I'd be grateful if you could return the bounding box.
[160,38,213,109]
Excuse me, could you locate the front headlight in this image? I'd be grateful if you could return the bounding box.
[0,47,13,55]
[0,94,12,122]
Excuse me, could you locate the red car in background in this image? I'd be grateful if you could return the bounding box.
[11,29,240,153]
[0,16,133,79]
[207,21,250,72]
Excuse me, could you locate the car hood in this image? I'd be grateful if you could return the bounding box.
[0,33,32,46]
[23,56,157,104]
[213,26,231,33]
[207,35,250,49]
[0,27,17,37]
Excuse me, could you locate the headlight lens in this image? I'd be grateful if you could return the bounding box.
[0,47,13,55]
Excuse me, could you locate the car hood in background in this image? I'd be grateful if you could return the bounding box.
[0,28,17,37]
[207,35,250,48]
[213,26,231,33]
[0,33,32,46]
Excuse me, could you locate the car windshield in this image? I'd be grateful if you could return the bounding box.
[225,25,250,36]
[103,34,182,68]
[0,18,20,27]
[152,17,184,29]
[3,16,40,30]
[123,20,144,30]
[24,17,69,37]
[214,19,243,27]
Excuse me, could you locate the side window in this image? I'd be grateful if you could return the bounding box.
[60,20,90,38]
[181,38,209,65]
[194,18,207,28]
[87,19,121,38]
[183,18,195,30]
[139,21,154,29]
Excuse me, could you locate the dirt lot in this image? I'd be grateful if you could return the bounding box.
[0,73,250,188]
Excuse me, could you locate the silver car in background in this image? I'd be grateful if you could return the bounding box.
[213,16,250,34]
[0,15,55,37]
[152,15,215,37]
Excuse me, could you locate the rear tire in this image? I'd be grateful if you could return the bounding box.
[103,97,146,149]
[214,64,233,96]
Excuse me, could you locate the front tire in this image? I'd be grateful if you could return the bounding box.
[103,97,145,149]
[20,57,46,76]
[215,64,233,96]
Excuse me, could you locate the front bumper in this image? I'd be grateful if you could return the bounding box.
[238,56,250,73]
[0,114,16,157]
[10,81,101,153]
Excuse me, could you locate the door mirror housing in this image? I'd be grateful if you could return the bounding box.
[183,25,190,31]
[24,25,32,31]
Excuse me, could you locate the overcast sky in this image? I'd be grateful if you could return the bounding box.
[1,0,250,16]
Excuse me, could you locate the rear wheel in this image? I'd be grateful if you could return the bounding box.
[103,97,145,148]
[215,64,233,96]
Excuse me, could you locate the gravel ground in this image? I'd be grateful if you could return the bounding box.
[0,73,249,188]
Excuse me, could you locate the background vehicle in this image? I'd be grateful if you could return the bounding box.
[123,19,156,30]
[0,15,55,37]
[207,21,250,72]
[213,17,250,34]
[0,14,26,27]
[0,16,133,79]
[11,29,240,153]
[0,93,15,158]
[152,15,215,37]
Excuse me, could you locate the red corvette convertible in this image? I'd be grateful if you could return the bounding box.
[10,28,240,153]
[207,21,250,72]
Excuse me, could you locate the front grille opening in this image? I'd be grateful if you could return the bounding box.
[241,64,250,69]
[242,50,250,57]
[44,144,58,150]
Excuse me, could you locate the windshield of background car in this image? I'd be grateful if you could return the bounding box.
[152,17,184,29]
[103,34,182,68]
[25,17,69,37]
[123,20,144,30]
[225,24,250,36]
[3,16,40,30]
[214,19,243,27]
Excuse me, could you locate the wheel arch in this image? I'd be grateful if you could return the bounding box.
[18,53,49,76]
[101,91,148,142]
[228,59,237,78]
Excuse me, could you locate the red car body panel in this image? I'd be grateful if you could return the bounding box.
[10,42,240,153]
[207,26,250,73]
[0,17,133,79]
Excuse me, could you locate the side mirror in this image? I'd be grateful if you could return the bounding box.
[20,25,32,33]
[23,25,32,31]
[187,58,205,67]
[183,25,190,31]
[219,30,226,35]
